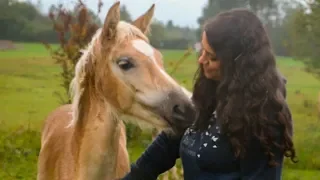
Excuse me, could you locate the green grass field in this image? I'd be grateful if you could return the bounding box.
[0,43,319,179]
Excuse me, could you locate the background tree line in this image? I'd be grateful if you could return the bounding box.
[1,0,319,80]
[196,0,296,56]
[0,0,197,50]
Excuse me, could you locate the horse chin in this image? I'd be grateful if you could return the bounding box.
[146,112,185,135]
[143,107,189,134]
[123,101,185,133]
[143,114,170,129]
[144,107,176,130]
[123,105,169,130]
[122,109,183,136]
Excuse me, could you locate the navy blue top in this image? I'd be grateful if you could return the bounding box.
[121,109,285,180]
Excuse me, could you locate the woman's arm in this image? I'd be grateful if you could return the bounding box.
[121,131,182,180]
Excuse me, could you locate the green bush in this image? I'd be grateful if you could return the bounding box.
[0,126,41,180]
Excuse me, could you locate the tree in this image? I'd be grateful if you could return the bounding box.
[0,0,58,42]
[286,0,320,79]
[120,5,132,22]
[43,0,102,104]
[196,0,249,40]
[166,20,174,29]
[149,20,166,48]
[196,0,295,56]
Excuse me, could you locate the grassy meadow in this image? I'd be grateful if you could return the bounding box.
[0,43,319,179]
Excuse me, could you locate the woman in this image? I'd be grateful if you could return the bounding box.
[121,8,297,180]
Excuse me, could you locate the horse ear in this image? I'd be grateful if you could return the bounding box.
[132,4,155,34]
[101,1,121,44]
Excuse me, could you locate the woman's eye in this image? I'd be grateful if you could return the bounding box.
[117,57,134,71]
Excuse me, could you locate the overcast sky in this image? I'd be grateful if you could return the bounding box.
[28,0,208,28]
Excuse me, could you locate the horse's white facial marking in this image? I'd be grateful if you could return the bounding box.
[132,39,155,61]
[131,39,177,86]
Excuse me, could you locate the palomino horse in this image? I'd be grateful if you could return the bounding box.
[37,2,194,180]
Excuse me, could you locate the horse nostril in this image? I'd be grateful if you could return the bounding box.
[173,104,185,115]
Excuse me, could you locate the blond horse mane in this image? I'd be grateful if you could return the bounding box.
[69,21,149,127]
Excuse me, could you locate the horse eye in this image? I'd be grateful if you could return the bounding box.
[117,57,134,71]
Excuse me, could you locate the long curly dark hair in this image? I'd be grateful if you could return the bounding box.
[192,8,297,166]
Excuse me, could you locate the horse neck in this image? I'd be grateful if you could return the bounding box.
[72,86,122,180]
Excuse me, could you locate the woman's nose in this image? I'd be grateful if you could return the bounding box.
[198,54,206,64]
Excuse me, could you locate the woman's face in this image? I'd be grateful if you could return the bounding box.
[198,31,221,80]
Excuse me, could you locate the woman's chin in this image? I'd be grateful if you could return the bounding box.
[204,73,214,80]
[204,73,220,81]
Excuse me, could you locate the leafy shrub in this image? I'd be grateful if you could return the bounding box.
[0,126,41,180]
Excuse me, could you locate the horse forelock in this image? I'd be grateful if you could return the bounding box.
[68,21,149,127]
